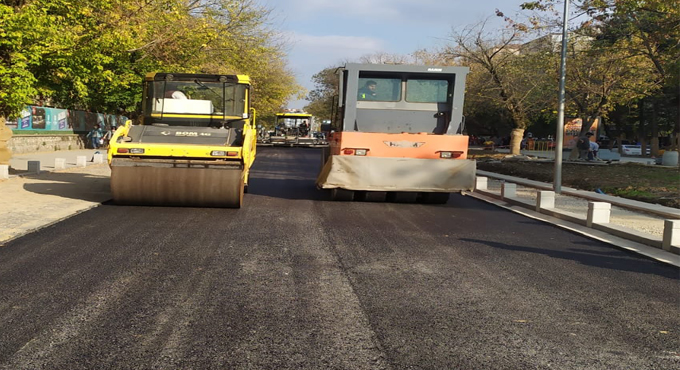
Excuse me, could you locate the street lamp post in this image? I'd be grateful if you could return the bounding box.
[554,0,570,193]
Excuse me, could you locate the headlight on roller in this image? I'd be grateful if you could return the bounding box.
[343,148,368,156]
[438,151,464,158]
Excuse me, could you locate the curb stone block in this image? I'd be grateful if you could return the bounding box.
[55,158,66,169]
[77,156,87,167]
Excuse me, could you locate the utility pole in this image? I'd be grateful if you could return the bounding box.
[553,0,570,193]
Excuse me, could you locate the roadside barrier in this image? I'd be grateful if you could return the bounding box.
[474,175,680,260]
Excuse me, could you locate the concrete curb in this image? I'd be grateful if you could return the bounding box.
[465,191,679,268]
[0,203,103,245]
[477,170,680,219]
[475,175,680,255]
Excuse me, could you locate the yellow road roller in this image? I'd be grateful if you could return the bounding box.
[108,72,257,208]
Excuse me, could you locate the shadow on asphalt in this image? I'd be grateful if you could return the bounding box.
[247,176,490,209]
[21,172,111,202]
[460,237,679,277]
[9,168,31,175]
[248,177,325,201]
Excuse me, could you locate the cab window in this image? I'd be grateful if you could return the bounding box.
[406,79,449,103]
[357,77,401,102]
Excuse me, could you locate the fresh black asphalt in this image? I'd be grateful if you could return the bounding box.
[0,146,678,369]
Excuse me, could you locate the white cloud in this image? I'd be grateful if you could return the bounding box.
[282,33,387,109]
[282,0,402,19]
[290,33,385,57]
[261,0,515,108]
[272,0,509,26]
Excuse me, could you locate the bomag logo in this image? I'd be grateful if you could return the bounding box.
[427,68,443,72]
[175,131,199,137]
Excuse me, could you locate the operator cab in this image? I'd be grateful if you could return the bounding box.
[338,64,468,135]
[275,113,313,137]
[143,73,250,128]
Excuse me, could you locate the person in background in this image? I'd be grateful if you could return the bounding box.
[102,125,116,149]
[589,138,601,161]
[299,120,309,136]
[87,124,104,149]
[576,132,594,160]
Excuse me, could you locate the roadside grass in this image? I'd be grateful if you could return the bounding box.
[603,187,658,202]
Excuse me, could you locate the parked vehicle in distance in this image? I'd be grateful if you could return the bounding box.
[620,144,642,156]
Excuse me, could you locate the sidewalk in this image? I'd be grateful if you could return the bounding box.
[0,150,112,243]
[8,149,108,175]
[494,148,661,165]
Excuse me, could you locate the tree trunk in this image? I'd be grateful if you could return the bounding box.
[650,99,659,157]
[510,128,524,155]
[0,116,13,165]
[568,116,597,160]
[618,133,626,157]
[640,98,646,156]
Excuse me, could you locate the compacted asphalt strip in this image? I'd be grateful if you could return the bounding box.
[1,148,677,266]
[0,147,678,370]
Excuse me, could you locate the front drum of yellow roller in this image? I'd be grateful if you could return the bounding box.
[110,158,245,208]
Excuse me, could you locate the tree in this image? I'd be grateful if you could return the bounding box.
[462,63,516,138]
[304,66,341,125]
[0,0,61,118]
[358,52,410,65]
[594,2,679,152]
[561,35,657,158]
[1,0,301,121]
[444,21,554,154]
[520,0,680,153]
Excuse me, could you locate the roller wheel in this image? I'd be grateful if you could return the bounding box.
[386,192,419,203]
[419,192,450,204]
[331,188,354,201]
[224,177,244,208]
[355,191,387,202]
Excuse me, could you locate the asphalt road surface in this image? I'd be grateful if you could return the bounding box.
[0,147,678,370]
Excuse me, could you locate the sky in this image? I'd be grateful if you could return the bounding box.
[258,0,522,109]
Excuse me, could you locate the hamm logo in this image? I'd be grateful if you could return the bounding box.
[384,141,425,148]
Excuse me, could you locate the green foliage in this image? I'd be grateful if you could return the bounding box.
[445,23,557,141]
[515,0,678,141]
[0,0,301,120]
[563,35,658,126]
[0,2,54,118]
[304,66,339,123]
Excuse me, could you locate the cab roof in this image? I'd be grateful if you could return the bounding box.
[276,113,312,118]
[145,72,250,84]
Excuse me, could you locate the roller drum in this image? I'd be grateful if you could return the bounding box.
[111,159,244,208]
